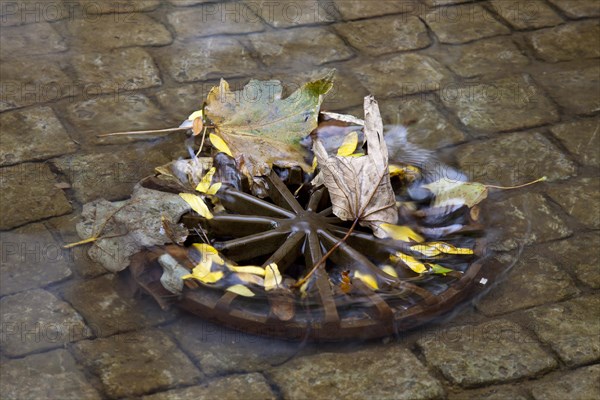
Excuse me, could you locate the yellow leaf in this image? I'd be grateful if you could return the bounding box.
[179,193,213,219]
[380,264,398,278]
[206,182,222,195]
[389,164,420,179]
[234,272,264,286]
[227,264,266,276]
[354,271,378,290]
[337,130,359,156]
[226,284,255,297]
[392,252,427,274]
[209,133,233,157]
[192,243,218,255]
[183,267,223,284]
[187,110,203,120]
[192,243,224,265]
[264,263,282,291]
[196,167,216,193]
[411,242,473,256]
[379,223,424,243]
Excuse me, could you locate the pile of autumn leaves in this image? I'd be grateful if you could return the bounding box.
[171,73,496,297]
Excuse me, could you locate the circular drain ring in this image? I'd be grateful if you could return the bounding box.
[131,170,494,341]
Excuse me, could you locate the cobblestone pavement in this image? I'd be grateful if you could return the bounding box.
[1,0,599,399]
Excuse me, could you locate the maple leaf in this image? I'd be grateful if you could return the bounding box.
[204,71,334,180]
[313,95,397,238]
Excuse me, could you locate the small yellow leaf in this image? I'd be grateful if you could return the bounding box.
[187,110,203,120]
[311,156,318,171]
[227,265,266,276]
[183,267,223,284]
[226,284,255,297]
[299,280,310,298]
[392,252,427,274]
[234,272,264,286]
[264,263,282,291]
[411,242,474,256]
[337,130,359,156]
[380,264,398,278]
[192,243,218,255]
[179,193,213,219]
[380,223,424,243]
[198,270,224,283]
[209,133,233,157]
[196,167,216,193]
[354,271,379,290]
[206,182,222,195]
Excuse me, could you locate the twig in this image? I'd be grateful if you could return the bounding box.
[97,127,188,137]
[62,201,132,248]
[293,218,359,288]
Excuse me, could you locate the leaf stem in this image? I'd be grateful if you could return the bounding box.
[97,127,188,137]
[485,176,547,190]
[293,217,359,289]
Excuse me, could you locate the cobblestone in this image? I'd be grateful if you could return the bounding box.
[167,3,265,40]
[244,0,337,28]
[0,162,72,230]
[45,214,108,278]
[546,0,600,18]
[158,37,258,82]
[487,193,572,251]
[524,295,600,367]
[476,252,578,316]
[0,22,66,58]
[334,15,430,56]
[142,373,276,400]
[546,177,600,229]
[65,13,172,49]
[72,330,202,398]
[423,4,511,44]
[63,93,172,144]
[536,64,600,115]
[455,131,576,185]
[267,346,445,400]
[379,98,466,149]
[446,37,529,78]
[71,48,162,94]
[440,75,559,132]
[62,274,177,337]
[417,319,557,387]
[0,106,76,166]
[0,223,72,296]
[169,316,301,376]
[528,365,600,400]
[0,56,72,111]
[52,136,188,203]
[0,349,102,400]
[249,27,353,67]
[549,118,600,167]
[448,385,528,400]
[354,53,452,98]
[0,289,90,357]
[488,0,563,30]
[544,232,600,289]
[333,0,416,20]
[527,21,600,63]
[85,0,160,13]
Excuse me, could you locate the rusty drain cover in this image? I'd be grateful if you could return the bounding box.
[130,168,496,341]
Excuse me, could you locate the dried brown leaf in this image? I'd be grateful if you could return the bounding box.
[313,96,397,237]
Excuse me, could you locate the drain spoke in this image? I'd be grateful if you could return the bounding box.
[307,187,325,211]
[266,170,304,213]
[213,229,289,261]
[262,231,305,271]
[218,188,295,218]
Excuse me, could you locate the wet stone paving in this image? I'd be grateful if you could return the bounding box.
[0,0,599,399]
